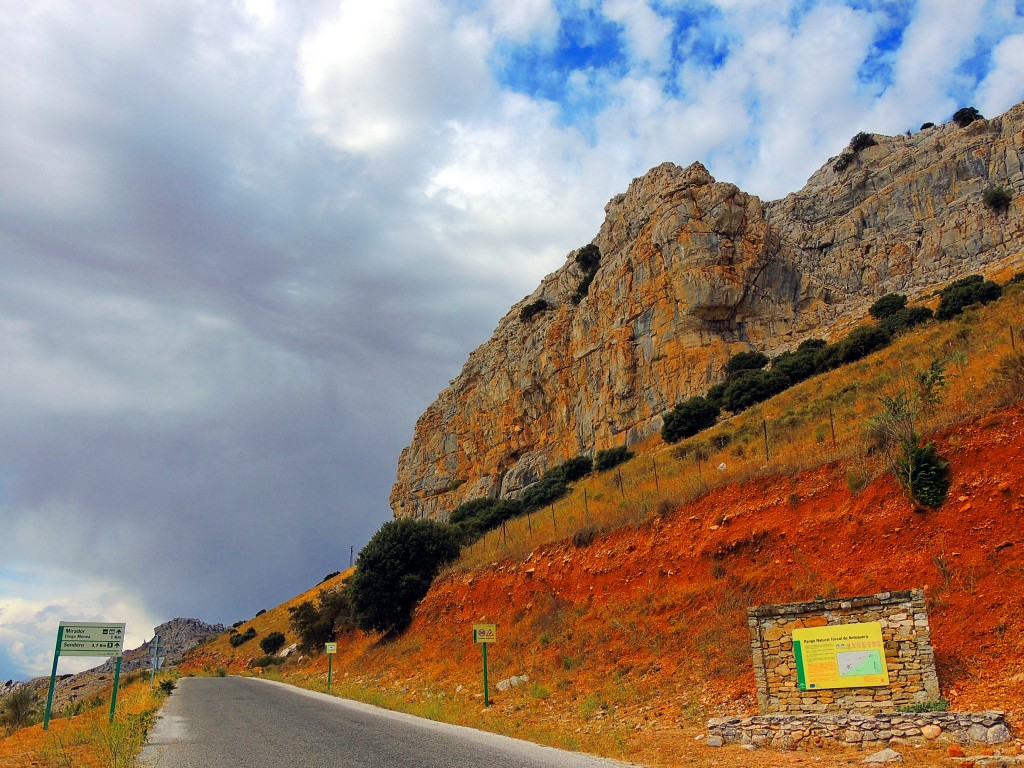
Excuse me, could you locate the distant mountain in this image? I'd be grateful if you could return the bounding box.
[392,101,1024,521]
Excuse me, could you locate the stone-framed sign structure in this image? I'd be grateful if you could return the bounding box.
[748,590,939,714]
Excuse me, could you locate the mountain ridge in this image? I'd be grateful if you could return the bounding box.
[392,102,1024,521]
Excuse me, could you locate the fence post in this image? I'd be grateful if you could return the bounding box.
[829,406,838,452]
[652,458,659,493]
[763,419,769,462]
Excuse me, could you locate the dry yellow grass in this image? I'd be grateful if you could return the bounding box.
[453,282,1024,570]
[0,675,176,768]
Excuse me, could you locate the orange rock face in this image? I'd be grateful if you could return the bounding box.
[392,104,1024,520]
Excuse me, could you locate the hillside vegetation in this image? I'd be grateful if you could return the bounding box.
[179,278,1024,767]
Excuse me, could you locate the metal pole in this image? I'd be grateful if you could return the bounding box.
[550,503,556,530]
[109,655,122,724]
[763,420,769,461]
[482,643,490,707]
[327,654,333,690]
[616,468,624,498]
[43,626,64,730]
[150,634,161,688]
[652,458,659,492]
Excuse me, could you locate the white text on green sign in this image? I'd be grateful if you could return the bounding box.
[59,622,126,658]
[473,624,496,643]
[324,642,338,654]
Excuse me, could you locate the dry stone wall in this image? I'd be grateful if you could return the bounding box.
[749,589,939,714]
[706,711,1012,749]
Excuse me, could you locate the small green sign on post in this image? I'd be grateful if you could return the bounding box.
[325,642,338,690]
[44,622,126,730]
[472,624,496,707]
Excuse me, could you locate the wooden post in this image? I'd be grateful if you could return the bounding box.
[527,509,533,537]
[583,488,590,520]
[829,406,838,451]
[550,503,556,530]
[652,458,659,492]
[763,419,769,462]
[616,468,625,498]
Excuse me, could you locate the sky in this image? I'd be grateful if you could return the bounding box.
[1,0,1023,683]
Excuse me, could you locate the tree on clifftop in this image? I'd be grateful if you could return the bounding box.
[347,518,461,634]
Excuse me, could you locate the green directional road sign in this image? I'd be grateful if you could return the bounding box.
[58,622,126,656]
[44,621,127,729]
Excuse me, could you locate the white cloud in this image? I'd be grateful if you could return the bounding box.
[867,0,986,129]
[297,0,492,155]
[484,0,559,43]
[976,33,1024,117]
[602,0,672,72]
[0,567,159,678]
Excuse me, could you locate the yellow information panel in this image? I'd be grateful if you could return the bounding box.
[473,624,497,644]
[792,622,889,690]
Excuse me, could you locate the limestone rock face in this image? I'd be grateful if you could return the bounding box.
[392,103,1024,521]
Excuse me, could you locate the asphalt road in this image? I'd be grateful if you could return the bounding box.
[138,676,642,768]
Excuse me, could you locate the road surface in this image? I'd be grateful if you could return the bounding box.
[139,676,643,767]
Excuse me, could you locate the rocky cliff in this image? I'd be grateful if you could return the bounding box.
[392,103,1024,520]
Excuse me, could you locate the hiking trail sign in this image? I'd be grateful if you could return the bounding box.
[44,621,126,729]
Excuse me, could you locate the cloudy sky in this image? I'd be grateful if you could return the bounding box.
[1,0,1023,682]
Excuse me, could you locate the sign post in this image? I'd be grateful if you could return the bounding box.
[472,624,496,707]
[325,642,337,690]
[44,622,126,729]
[149,633,162,688]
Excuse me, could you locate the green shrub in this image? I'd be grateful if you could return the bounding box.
[229,627,256,647]
[157,679,176,696]
[898,697,949,713]
[520,298,550,321]
[289,587,355,651]
[1,686,40,735]
[920,122,935,130]
[320,571,341,583]
[572,526,598,548]
[713,369,791,413]
[347,519,461,634]
[449,497,522,540]
[833,152,854,172]
[936,274,1002,320]
[554,455,594,482]
[849,131,877,152]
[773,339,825,383]
[983,185,1013,213]
[259,631,287,655]
[994,350,1024,398]
[880,306,933,335]
[250,655,286,668]
[594,446,634,471]
[900,442,950,508]
[837,324,892,363]
[661,397,720,443]
[869,293,907,320]
[868,391,950,509]
[952,106,983,127]
[724,350,769,375]
[571,244,601,304]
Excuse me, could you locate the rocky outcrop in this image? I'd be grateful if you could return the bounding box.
[392,103,1024,520]
[90,617,225,674]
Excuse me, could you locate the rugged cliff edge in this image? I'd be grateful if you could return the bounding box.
[392,103,1024,520]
